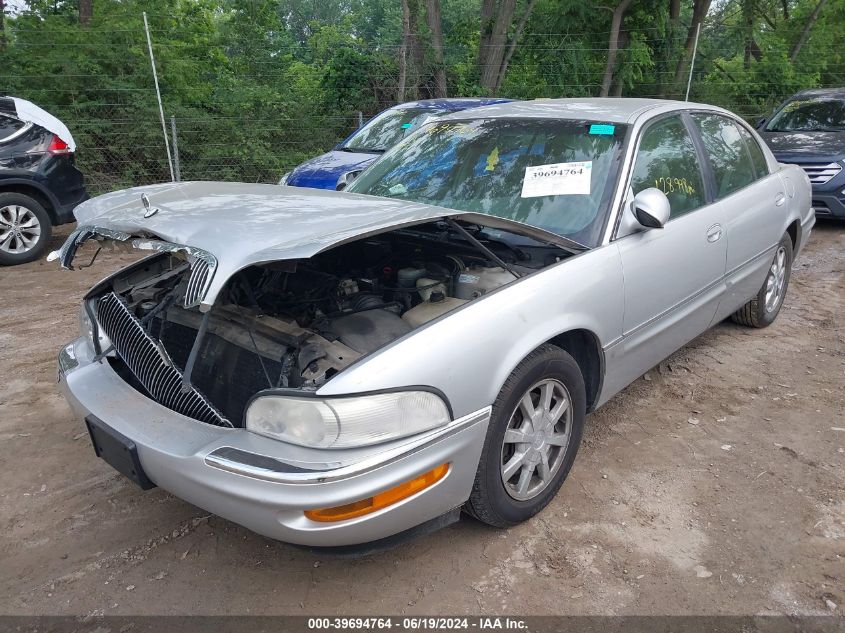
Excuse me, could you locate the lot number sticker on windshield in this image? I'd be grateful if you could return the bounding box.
[521,161,592,198]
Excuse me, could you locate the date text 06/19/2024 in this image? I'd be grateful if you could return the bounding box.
[307,617,529,630]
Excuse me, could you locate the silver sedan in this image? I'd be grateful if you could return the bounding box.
[54,99,813,548]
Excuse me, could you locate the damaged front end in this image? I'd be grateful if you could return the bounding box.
[51,226,217,309]
[58,218,566,433]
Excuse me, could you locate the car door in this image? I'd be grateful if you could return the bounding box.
[688,113,787,321]
[604,113,727,394]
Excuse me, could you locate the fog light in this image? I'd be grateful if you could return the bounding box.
[304,463,449,523]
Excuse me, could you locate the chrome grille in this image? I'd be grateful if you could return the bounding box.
[184,256,212,308]
[96,292,231,427]
[800,162,842,185]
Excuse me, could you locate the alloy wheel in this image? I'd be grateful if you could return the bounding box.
[500,378,573,501]
[0,205,42,254]
[764,245,787,313]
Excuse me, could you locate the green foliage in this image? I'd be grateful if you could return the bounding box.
[0,0,840,194]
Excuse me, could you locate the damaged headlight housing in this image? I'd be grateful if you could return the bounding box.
[78,301,111,352]
[245,391,451,448]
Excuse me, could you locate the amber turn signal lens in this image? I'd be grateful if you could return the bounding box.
[304,463,450,523]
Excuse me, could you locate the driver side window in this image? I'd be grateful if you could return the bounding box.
[630,116,706,220]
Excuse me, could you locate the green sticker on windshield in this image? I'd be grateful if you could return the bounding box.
[401,123,413,129]
[589,124,615,135]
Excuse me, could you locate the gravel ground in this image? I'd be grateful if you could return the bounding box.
[0,222,842,616]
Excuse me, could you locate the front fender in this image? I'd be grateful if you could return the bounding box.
[317,246,624,418]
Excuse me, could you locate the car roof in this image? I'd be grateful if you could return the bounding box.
[388,98,513,111]
[792,87,845,99]
[438,97,727,124]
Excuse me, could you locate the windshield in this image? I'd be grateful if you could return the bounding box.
[342,107,447,152]
[766,97,845,132]
[347,118,626,247]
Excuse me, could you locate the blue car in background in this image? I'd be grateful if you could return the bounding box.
[758,87,845,220]
[279,98,512,190]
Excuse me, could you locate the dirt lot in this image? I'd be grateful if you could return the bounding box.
[0,222,843,617]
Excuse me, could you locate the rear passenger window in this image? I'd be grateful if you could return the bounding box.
[736,125,770,178]
[0,115,25,142]
[630,115,706,219]
[692,114,757,198]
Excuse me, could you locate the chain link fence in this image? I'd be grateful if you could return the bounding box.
[4,21,843,196]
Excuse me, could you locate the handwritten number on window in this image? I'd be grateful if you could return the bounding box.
[654,176,695,195]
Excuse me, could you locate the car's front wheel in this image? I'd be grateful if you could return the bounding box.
[464,344,586,527]
[0,193,52,266]
[731,232,793,328]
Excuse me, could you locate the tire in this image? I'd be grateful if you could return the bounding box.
[731,233,793,328]
[464,344,586,527]
[0,193,53,266]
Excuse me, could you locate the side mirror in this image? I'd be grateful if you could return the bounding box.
[632,188,670,229]
[755,117,767,130]
[336,169,363,191]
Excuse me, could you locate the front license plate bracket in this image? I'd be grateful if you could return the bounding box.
[85,416,156,490]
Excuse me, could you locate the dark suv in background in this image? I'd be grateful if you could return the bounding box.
[0,96,87,265]
[758,87,845,220]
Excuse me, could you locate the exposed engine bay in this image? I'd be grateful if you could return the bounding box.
[88,220,568,426]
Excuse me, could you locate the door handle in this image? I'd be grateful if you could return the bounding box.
[706,224,723,243]
[775,192,786,207]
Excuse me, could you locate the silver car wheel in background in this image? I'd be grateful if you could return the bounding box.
[764,245,787,313]
[500,378,572,501]
[0,205,42,254]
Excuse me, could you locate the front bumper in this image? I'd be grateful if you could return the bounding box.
[58,338,490,546]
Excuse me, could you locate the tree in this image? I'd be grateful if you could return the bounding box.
[496,0,538,95]
[790,0,829,61]
[79,0,92,25]
[599,0,636,97]
[3,0,841,194]
[478,0,539,94]
[670,0,711,96]
[0,0,6,51]
[424,0,447,97]
[397,0,410,101]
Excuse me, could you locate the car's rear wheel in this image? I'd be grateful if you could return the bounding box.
[464,344,585,527]
[731,233,793,328]
[0,193,52,266]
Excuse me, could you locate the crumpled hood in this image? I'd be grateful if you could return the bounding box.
[760,130,845,161]
[66,181,553,311]
[71,181,454,254]
[64,181,580,311]
[286,150,378,189]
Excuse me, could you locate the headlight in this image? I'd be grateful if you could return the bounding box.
[245,391,451,448]
[278,171,291,186]
[79,302,111,352]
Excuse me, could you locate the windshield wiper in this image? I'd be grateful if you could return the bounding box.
[339,146,385,154]
[548,234,588,252]
[771,127,845,133]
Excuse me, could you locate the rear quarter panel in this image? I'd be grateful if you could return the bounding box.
[713,127,813,322]
[781,163,815,255]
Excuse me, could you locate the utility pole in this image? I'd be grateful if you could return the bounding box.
[143,12,175,182]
